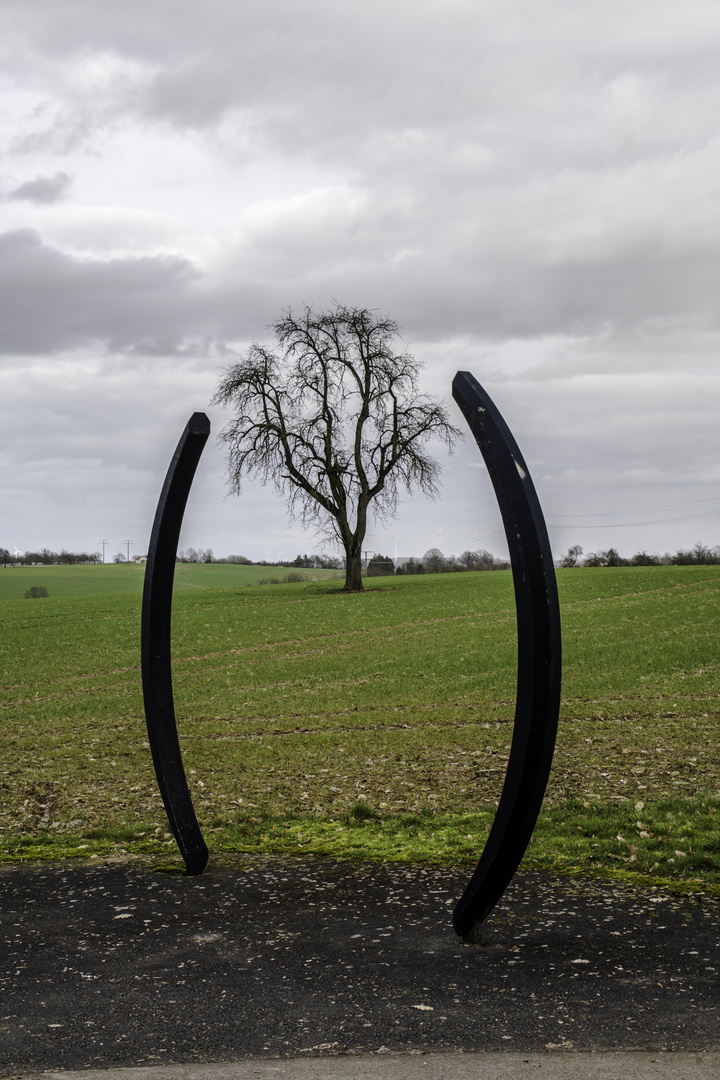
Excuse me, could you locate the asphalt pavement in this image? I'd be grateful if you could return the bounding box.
[2,854,719,1077]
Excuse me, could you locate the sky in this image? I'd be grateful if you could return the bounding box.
[1,0,719,565]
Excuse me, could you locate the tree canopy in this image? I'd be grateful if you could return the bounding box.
[213,303,460,591]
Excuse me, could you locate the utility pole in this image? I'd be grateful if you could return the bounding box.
[99,540,108,564]
[124,540,133,564]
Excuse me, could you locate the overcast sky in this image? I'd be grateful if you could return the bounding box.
[1,0,719,564]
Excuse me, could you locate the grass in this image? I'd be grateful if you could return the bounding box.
[0,565,718,895]
[0,561,341,600]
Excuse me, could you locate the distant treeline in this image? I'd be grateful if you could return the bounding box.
[179,547,508,575]
[0,547,101,566]
[1,545,345,568]
[176,549,344,568]
[373,548,509,576]
[558,543,720,568]
[10,542,715,573]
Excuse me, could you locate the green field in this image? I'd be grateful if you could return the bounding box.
[0,561,342,600]
[1,565,718,894]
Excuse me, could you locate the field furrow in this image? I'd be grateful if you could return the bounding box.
[1,565,718,891]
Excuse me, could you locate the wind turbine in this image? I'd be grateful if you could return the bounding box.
[393,533,403,564]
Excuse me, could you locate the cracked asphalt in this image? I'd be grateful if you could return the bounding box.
[1,855,719,1075]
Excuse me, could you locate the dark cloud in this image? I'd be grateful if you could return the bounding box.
[0,229,202,355]
[5,171,72,204]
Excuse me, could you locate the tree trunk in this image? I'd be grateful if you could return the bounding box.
[343,546,364,591]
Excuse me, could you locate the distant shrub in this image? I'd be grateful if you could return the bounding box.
[671,543,720,566]
[395,558,425,575]
[367,554,394,577]
[630,551,661,566]
[259,571,309,585]
[422,547,446,573]
[178,547,215,563]
[459,548,498,570]
[24,585,49,599]
[559,545,584,568]
[584,547,627,567]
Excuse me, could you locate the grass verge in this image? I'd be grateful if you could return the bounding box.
[3,796,719,899]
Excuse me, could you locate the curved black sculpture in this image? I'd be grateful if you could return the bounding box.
[142,392,560,919]
[141,412,210,874]
[452,372,561,940]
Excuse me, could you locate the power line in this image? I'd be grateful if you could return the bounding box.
[550,494,720,523]
[549,511,719,530]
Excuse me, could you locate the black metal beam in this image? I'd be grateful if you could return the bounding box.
[452,372,561,939]
[141,413,210,874]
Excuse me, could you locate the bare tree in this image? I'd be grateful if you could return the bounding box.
[422,547,446,574]
[213,304,461,591]
[459,548,496,570]
[584,547,625,567]
[559,544,583,568]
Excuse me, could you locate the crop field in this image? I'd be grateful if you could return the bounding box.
[0,561,341,600]
[0,565,718,894]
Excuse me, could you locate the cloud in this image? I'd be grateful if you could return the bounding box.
[0,228,203,355]
[0,1,719,559]
[5,171,72,203]
[0,348,325,558]
[5,2,720,165]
